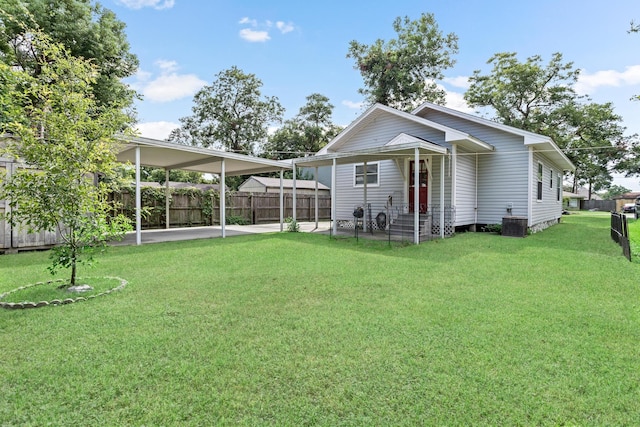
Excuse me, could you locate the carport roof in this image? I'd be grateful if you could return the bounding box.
[116,136,290,176]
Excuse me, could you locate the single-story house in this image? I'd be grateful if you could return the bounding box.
[239,175,330,195]
[562,191,584,210]
[293,102,575,242]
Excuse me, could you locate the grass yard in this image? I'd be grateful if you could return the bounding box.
[1,212,639,425]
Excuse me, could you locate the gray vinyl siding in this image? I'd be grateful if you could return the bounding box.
[333,114,448,151]
[334,160,404,221]
[332,113,449,221]
[422,110,532,224]
[455,147,477,225]
[429,154,451,210]
[531,151,563,225]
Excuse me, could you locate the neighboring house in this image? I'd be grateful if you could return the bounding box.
[563,191,584,210]
[239,175,330,196]
[293,102,575,241]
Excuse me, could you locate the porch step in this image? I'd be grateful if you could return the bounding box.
[388,213,433,241]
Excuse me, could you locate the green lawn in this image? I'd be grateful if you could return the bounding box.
[1,212,639,425]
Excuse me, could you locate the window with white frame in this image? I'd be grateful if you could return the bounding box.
[550,169,553,188]
[537,162,543,201]
[556,173,561,202]
[354,162,379,187]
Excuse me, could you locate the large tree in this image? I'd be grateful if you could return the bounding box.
[169,66,284,155]
[347,13,458,111]
[464,52,631,197]
[0,0,139,110]
[0,27,132,287]
[264,93,341,160]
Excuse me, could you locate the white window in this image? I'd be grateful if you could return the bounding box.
[556,173,561,202]
[537,163,543,201]
[354,162,379,187]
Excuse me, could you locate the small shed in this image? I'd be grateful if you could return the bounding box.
[239,175,330,195]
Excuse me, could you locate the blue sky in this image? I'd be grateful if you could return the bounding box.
[108,0,640,189]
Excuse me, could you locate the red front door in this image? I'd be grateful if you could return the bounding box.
[409,160,428,213]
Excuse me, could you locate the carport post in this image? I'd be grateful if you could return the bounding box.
[314,166,319,228]
[363,161,368,231]
[165,169,170,229]
[279,169,284,232]
[220,158,226,238]
[135,145,141,245]
[292,164,297,222]
[332,158,337,236]
[414,148,419,245]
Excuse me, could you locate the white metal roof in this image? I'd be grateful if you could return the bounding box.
[116,136,291,176]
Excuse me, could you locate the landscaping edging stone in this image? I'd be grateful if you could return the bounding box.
[0,277,128,310]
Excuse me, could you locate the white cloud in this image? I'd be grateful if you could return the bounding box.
[117,0,174,10]
[342,100,364,109]
[575,65,640,95]
[239,28,270,42]
[155,59,179,73]
[444,90,473,113]
[131,60,206,102]
[276,21,295,34]
[239,17,257,26]
[443,76,471,89]
[144,73,206,102]
[238,17,295,42]
[135,121,179,140]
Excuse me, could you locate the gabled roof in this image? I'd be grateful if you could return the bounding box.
[317,103,494,156]
[412,102,575,171]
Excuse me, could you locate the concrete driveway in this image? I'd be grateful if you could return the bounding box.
[116,221,332,245]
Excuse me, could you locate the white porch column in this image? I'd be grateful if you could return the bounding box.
[292,164,297,222]
[280,169,284,232]
[165,169,170,229]
[314,166,319,228]
[440,155,445,239]
[414,148,420,244]
[451,145,457,213]
[220,158,226,238]
[331,158,337,236]
[363,161,368,231]
[135,145,141,245]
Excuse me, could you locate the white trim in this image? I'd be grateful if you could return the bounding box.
[536,161,543,202]
[353,161,380,188]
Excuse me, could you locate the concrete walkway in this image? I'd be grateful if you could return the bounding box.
[116,221,332,245]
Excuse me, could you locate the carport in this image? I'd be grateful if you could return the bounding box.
[116,136,291,245]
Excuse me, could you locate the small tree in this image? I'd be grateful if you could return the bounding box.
[0,26,132,287]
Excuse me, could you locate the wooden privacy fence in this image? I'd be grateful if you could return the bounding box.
[110,190,331,229]
[610,212,631,261]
